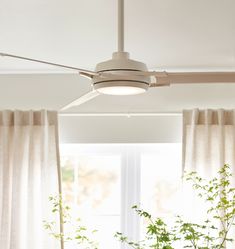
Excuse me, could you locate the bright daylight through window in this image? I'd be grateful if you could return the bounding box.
[60,144,182,249]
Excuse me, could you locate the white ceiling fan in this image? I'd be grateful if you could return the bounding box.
[1,0,235,111]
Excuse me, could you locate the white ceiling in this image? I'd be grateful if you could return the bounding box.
[0,0,235,112]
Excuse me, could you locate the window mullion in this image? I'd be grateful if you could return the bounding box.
[121,146,141,249]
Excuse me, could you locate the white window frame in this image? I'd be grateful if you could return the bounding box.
[60,143,181,249]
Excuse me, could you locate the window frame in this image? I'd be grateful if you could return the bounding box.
[60,143,181,249]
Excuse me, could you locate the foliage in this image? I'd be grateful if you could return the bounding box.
[44,195,99,249]
[115,205,179,249]
[115,164,235,249]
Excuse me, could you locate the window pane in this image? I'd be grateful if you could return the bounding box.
[60,146,121,249]
[91,216,120,249]
[61,156,75,204]
[75,155,121,215]
[140,144,182,246]
[141,144,182,217]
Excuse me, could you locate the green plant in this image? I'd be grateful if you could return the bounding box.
[115,164,235,249]
[184,164,235,248]
[115,205,179,249]
[44,195,99,249]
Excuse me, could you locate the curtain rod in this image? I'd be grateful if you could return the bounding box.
[59,112,182,117]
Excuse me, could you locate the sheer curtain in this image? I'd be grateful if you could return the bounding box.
[183,109,235,175]
[0,110,62,249]
[182,108,235,248]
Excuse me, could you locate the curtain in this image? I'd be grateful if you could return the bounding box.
[182,108,235,248]
[0,110,62,249]
[183,109,235,175]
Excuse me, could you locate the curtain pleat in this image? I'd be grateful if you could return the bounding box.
[183,109,235,175]
[0,110,62,249]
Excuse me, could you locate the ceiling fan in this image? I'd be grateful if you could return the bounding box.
[1,0,235,111]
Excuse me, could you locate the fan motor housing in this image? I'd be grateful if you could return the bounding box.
[93,52,151,95]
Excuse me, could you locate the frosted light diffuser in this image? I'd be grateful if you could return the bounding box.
[96,85,146,95]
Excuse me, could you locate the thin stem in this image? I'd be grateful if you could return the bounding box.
[189,230,197,249]
[219,214,235,248]
[206,225,210,248]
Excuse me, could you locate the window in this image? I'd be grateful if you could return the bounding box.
[140,144,182,216]
[60,144,182,249]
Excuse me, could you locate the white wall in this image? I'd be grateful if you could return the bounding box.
[59,116,182,143]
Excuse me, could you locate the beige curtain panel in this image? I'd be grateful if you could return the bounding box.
[182,109,235,249]
[183,109,235,175]
[0,110,61,249]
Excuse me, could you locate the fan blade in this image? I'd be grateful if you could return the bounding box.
[150,82,170,87]
[0,52,97,77]
[61,90,100,111]
[152,71,235,85]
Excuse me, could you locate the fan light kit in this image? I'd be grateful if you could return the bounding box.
[1,0,235,110]
[93,52,150,95]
